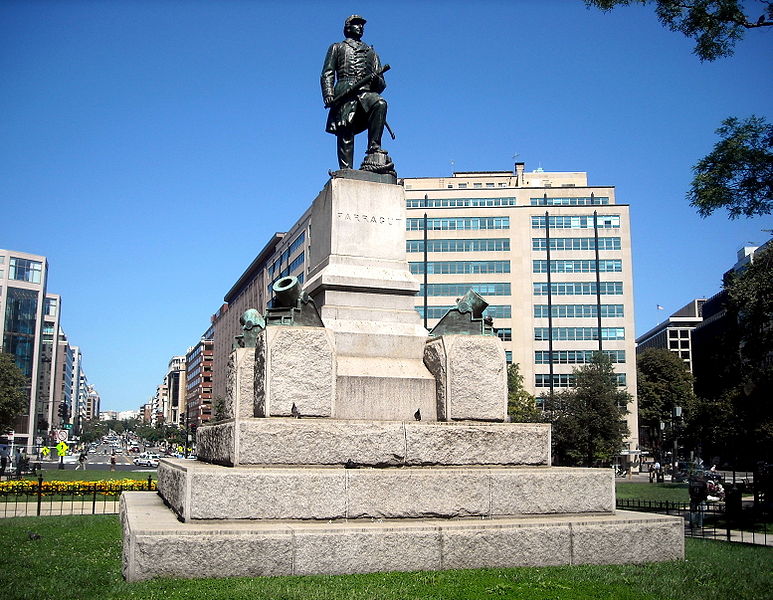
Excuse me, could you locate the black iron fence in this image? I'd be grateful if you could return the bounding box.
[617,498,771,545]
[0,475,156,518]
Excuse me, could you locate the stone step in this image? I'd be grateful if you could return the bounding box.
[197,418,550,467]
[157,460,613,522]
[122,491,684,582]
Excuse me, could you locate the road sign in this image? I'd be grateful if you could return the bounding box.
[63,423,73,430]
[57,430,68,442]
[56,441,68,456]
[35,436,43,445]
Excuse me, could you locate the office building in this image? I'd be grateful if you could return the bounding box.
[165,356,187,426]
[0,249,55,448]
[635,299,706,372]
[185,327,214,429]
[209,166,639,451]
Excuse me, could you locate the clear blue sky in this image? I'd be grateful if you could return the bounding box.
[1,1,770,412]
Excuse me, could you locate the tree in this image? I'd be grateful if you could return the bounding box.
[585,1,773,61]
[637,348,696,426]
[0,352,28,435]
[506,363,542,422]
[79,418,108,444]
[543,353,631,466]
[689,116,773,219]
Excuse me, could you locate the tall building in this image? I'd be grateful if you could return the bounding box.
[52,329,75,431]
[185,327,214,429]
[0,249,54,448]
[165,355,187,425]
[209,165,639,452]
[635,299,706,371]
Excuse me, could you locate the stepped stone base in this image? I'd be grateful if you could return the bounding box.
[121,492,684,582]
[196,419,551,467]
[158,459,614,522]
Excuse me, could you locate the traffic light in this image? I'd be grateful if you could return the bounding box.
[58,403,70,421]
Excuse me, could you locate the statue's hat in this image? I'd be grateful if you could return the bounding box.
[345,14,366,27]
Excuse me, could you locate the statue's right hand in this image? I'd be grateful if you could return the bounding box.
[324,95,334,108]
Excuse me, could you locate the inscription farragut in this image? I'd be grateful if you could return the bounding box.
[337,212,402,225]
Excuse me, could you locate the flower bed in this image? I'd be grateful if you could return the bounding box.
[0,478,155,497]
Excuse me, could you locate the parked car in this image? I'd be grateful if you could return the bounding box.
[133,453,160,467]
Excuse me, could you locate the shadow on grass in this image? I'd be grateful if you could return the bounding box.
[1,515,771,600]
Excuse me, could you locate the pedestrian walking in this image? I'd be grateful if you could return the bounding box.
[110,453,116,472]
[0,445,9,479]
[75,451,87,471]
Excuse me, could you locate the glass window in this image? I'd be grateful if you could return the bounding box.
[532,237,621,251]
[496,328,512,342]
[532,259,622,273]
[534,327,625,341]
[533,282,623,296]
[533,304,624,318]
[407,238,510,253]
[535,349,625,364]
[535,372,626,387]
[44,297,58,317]
[288,231,305,256]
[410,260,510,275]
[420,282,511,297]
[9,257,43,284]
[406,197,517,208]
[531,215,621,230]
[3,287,39,376]
[407,217,510,231]
[416,305,511,319]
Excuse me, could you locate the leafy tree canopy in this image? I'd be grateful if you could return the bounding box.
[688,116,773,219]
[506,363,543,423]
[637,348,696,427]
[585,0,773,61]
[543,352,631,466]
[0,352,28,435]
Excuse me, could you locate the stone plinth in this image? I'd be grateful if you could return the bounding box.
[224,348,255,420]
[157,459,613,522]
[254,326,336,418]
[424,335,508,422]
[122,492,684,582]
[302,176,436,421]
[195,418,551,467]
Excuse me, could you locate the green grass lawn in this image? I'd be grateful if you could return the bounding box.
[616,482,689,503]
[1,514,771,600]
[18,468,157,482]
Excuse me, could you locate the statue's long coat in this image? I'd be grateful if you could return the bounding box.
[321,37,386,135]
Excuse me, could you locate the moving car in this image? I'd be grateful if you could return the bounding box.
[133,453,160,468]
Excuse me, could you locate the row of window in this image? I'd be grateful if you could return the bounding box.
[409,260,510,275]
[6,257,43,284]
[267,232,305,278]
[406,197,517,208]
[415,305,512,319]
[534,350,626,364]
[266,252,305,295]
[407,217,510,231]
[532,237,621,251]
[533,304,624,318]
[531,215,620,229]
[530,196,610,206]
[419,283,511,297]
[534,327,625,340]
[535,373,627,387]
[407,239,511,253]
[532,259,622,273]
[533,282,623,296]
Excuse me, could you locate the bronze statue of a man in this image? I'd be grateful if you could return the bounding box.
[321,15,394,175]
